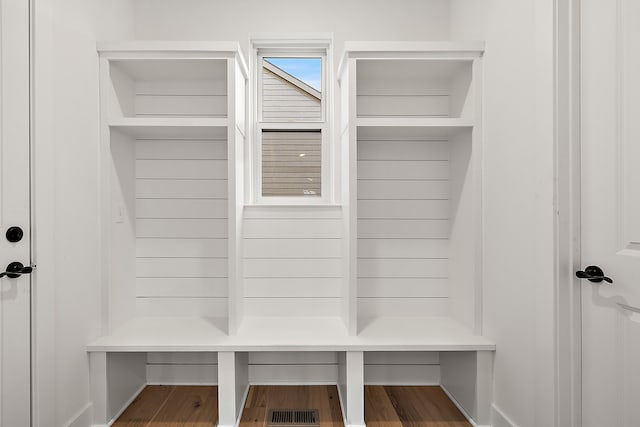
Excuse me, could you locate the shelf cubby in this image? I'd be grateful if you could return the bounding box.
[339,42,484,336]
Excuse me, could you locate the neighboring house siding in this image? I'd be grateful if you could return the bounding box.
[262,67,321,121]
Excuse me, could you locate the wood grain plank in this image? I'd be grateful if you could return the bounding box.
[365,385,403,427]
[240,386,344,427]
[382,386,470,427]
[112,385,175,427]
[151,386,218,426]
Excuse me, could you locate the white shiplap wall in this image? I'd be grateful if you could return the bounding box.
[243,207,342,316]
[146,351,440,385]
[110,59,228,118]
[356,60,471,118]
[135,138,228,317]
[357,139,450,317]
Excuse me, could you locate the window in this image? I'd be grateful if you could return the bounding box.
[252,41,331,203]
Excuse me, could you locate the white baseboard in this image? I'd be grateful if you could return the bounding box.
[491,404,517,427]
[64,402,92,427]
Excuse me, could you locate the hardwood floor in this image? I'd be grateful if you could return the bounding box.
[112,385,218,427]
[239,386,344,427]
[112,385,469,427]
[365,386,471,427]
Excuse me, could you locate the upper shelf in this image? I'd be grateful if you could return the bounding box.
[86,315,495,352]
[340,42,483,123]
[99,41,248,124]
[109,117,229,139]
[356,119,473,141]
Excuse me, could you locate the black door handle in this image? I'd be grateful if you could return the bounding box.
[575,265,613,284]
[0,262,35,279]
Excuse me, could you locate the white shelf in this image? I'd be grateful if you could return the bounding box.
[357,117,473,128]
[356,118,473,140]
[86,316,494,352]
[109,117,229,139]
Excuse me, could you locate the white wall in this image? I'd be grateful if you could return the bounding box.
[133,0,451,57]
[450,2,556,427]
[33,0,134,426]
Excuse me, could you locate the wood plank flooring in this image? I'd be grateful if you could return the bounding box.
[112,385,469,427]
[112,385,217,427]
[365,386,471,427]
[239,386,344,427]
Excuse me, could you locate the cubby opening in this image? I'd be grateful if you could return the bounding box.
[108,59,228,119]
[356,60,473,119]
[108,126,230,331]
[356,126,477,330]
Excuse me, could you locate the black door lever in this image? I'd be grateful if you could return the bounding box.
[576,265,613,284]
[0,262,35,279]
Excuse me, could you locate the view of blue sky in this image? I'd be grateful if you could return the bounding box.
[265,57,322,92]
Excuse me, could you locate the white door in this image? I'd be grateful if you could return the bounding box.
[581,0,640,425]
[0,0,32,425]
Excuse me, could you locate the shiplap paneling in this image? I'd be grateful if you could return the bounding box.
[136,278,228,297]
[243,208,342,316]
[358,160,448,181]
[136,297,228,317]
[364,365,440,385]
[146,353,218,384]
[146,364,219,384]
[136,179,228,199]
[244,238,341,258]
[135,139,228,317]
[244,218,341,238]
[356,59,470,119]
[357,95,449,118]
[262,67,321,121]
[244,278,341,298]
[136,199,228,219]
[358,298,449,318]
[249,352,338,384]
[136,139,227,160]
[135,77,227,118]
[358,219,449,239]
[243,298,341,317]
[136,219,228,238]
[137,238,227,258]
[244,259,341,278]
[136,258,228,278]
[358,137,451,317]
[358,278,448,298]
[136,159,227,179]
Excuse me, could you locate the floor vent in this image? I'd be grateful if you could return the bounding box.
[268,409,319,426]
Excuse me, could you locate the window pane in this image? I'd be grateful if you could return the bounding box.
[262,130,321,197]
[262,57,322,122]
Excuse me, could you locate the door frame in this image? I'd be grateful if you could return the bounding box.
[554,0,582,426]
[30,0,57,424]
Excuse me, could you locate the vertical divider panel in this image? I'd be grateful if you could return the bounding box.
[218,351,249,427]
[227,58,239,335]
[99,57,113,336]
[471,58,484,336]
[229,55,247,335]
[338,351,364,427]
[343,59,358,335]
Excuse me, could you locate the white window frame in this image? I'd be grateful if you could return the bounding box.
[249,36,334,205]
